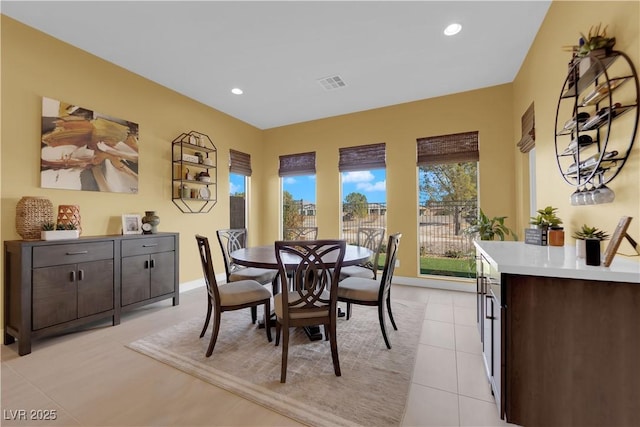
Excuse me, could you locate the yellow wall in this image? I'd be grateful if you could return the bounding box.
[512,1,640,243]
[0,16,266,288]
[261,84,516,280]
[2,0,639,318]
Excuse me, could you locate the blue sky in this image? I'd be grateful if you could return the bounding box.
[230,170,387,203]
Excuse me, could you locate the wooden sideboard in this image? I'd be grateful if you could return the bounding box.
[4,233,179,355]
[475,241,640,426]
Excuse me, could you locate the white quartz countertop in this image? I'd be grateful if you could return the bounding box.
[474,241,640,283]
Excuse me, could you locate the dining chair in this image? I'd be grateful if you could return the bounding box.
[337,233,402,349]
[340,227,385,280]
[283,226,318,241]
[195,235,272,357]
[273,239,346,383]
[216,228,278,324]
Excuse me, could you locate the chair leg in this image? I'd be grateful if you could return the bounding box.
[346,302,352,320]
[324,324,329,341]
[275,321,281,346]
[206,310,222,357]
[199,298,212,338]
[264,300,272,343]
[378,303,392,349]
[329,320,341,377]
[251,306,257,324]
[386,294,398,330]
[280,326,290,383]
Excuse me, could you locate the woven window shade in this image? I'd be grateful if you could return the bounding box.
[339,143,386,172]
[278,152,316,177]
[517,102,535,153]
[229,149,252,176]
[416,131,479,166]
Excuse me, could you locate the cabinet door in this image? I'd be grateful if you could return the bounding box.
[483,290,493,378]
[32,265,77,330]
[121,255,150,306]
[150,251,175,298]
[77,260,114,318]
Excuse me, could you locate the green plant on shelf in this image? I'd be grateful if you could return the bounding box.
[572,224,610,241]
[41,222,56,231]
[530,206,563,228]
[56,223,77,231]
[577,23,616,57]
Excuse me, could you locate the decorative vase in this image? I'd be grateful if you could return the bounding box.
[576,239,586,259]
[548,227,565,246]
[57,204,82,234]
[15,196,54,240]
[142,211,160,234]
[585,238,601,266]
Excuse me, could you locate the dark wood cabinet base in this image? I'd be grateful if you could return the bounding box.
[4,233,179,355]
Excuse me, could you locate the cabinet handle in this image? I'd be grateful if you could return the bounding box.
[78,270,84,281]
[143,244,158,248]
[150,259,156,268]
[485,295,495,320]
[66,251,88,255]
[144,260,149,269]
[70,271,75,282]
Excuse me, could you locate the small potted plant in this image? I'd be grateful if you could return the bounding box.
[572,224,610,259]
[527,206,563,246]
[577,23,616,58]
[465,209,518,241]
[41,222,80,241]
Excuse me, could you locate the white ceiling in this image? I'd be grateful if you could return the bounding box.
[2,1,551,130]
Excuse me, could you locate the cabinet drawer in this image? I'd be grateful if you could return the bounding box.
[33,242,114,268]
[121,236,175,257]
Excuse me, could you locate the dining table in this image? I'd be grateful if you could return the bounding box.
[230,243,373,340]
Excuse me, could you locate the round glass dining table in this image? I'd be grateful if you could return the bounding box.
[230,244,373,269]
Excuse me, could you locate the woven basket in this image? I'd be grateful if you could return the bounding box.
[57,204,82,234]
[16,196,54,240]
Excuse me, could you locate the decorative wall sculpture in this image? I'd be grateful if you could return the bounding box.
[41,97,139,193]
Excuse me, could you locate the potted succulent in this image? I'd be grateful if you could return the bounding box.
[572,224,610,259]
[466,209,518,241]
[41,222,80,241]
[577,23,616,58]
[527,206,563,246]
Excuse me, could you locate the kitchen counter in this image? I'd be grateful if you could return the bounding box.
[474,240,640,283]
[474,240,640,426]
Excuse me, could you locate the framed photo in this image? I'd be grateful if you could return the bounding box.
[603,216,632,267]
[122,214,142,235]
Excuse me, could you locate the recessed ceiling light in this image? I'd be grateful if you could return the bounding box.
[231,88,243,95]
[444,23,462,36]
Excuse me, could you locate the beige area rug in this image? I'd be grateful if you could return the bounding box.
[127,299,426,427]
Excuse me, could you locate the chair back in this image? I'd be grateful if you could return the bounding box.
[356,227,386,279]
[275,240,346,318]
[195,235,221,308]
[283,226,318,241]
[216,228,247,281]
[378,233,402,301]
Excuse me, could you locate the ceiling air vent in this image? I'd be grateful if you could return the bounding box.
[318,75,347,91]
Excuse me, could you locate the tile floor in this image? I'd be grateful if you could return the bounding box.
[1,284,512,426]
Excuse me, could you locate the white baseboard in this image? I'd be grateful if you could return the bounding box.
[178,273,226,293]
[180,274,475,294]
[393,275,475,293]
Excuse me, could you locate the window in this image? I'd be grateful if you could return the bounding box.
[339,144,387,258]
[279,152,316,239]
[417,131,479,279]
[229,149,251,229]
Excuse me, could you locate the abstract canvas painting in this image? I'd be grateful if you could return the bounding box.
[41,97,139,193]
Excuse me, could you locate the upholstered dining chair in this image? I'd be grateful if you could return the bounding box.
[337,233,402,349]
[273,239,346,383]
[195,235,272,357]
[216,228,278,324]
[340,227,385,280]
[283,226,318,241]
